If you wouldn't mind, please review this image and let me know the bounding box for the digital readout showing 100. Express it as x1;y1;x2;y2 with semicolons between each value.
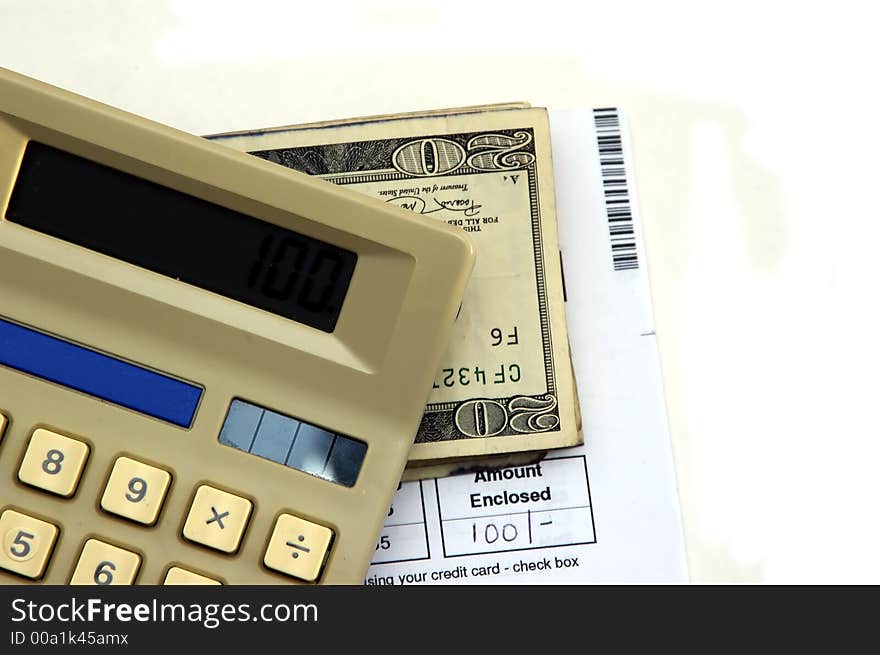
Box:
246;234;348;318
6;142;358;332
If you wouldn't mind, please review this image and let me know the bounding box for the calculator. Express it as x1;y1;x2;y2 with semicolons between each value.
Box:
0;68;474;584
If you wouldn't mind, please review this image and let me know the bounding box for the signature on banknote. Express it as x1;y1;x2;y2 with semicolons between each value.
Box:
387;195;483;218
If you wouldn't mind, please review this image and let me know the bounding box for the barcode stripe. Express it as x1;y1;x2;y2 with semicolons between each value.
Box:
593;108;639;271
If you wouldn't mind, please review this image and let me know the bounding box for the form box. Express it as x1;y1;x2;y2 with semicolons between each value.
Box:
435;456;595;557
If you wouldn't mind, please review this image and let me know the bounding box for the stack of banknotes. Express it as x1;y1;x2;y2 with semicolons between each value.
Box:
209;104;582;478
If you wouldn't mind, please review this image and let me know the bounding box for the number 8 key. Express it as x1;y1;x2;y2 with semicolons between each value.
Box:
18;429;90;498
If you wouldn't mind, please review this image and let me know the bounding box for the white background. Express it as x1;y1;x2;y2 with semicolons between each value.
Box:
0;0;872;582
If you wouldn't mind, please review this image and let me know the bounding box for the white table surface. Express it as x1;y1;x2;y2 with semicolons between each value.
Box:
1;0;872;582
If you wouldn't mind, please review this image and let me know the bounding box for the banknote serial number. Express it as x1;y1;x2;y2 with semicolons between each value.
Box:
433;363;522;389
432;327;522;388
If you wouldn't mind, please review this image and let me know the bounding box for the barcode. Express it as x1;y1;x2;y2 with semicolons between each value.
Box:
593;108;639;271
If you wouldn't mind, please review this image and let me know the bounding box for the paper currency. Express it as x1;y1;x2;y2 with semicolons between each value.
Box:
208;105;581;468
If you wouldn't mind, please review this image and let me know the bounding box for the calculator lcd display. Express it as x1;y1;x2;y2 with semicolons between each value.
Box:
5;142;357;332
219;399;366;487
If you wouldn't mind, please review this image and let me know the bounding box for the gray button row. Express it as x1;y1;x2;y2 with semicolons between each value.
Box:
218;399;366;487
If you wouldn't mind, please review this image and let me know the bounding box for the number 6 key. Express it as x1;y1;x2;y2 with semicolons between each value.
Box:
70;539;141;585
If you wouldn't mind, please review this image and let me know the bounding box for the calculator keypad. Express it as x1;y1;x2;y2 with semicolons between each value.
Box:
263;513;333;583
163;566;222;585
0;509;59;580
101;457;171;525
2;419;336;583
70;538;141;585
182;485;253;554
18;428;89;498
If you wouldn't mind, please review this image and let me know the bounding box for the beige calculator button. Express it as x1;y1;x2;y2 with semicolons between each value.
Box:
0;412;7;442
100;457;171;525
182;485;252;554
18;428;89;497
163;566;222;585
0;509;59;579
70;539;141;585
263;514;333;583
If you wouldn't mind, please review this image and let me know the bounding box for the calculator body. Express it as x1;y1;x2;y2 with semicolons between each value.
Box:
0;68;474;584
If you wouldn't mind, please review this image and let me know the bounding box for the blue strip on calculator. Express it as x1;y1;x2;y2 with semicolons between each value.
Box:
0;317;202;427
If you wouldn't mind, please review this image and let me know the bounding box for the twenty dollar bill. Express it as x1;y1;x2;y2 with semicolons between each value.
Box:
209;105;582;467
